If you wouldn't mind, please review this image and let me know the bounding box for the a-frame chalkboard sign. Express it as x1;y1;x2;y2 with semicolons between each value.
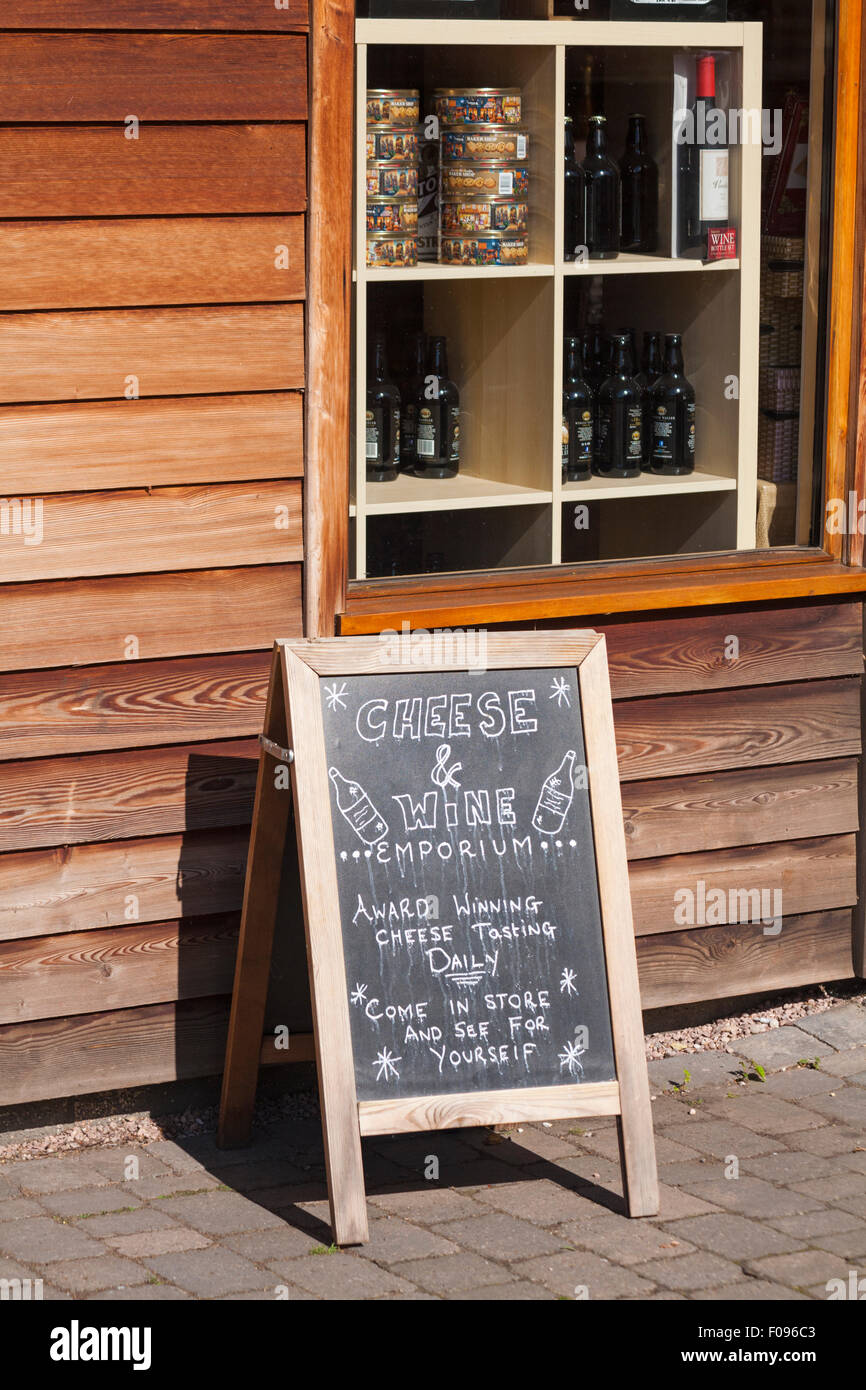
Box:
219;632;658;1245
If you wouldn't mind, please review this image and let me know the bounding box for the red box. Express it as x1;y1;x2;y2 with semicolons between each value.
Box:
707;227;737;261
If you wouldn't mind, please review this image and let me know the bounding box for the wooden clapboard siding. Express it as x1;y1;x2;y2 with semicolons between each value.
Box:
0;304;303;404
0;915;239;1024
0;740;259;855
0;652;270;760
0;482;302;583
605;603;863;698
629;835;858;937
0;566;302;673
622;759;861;860
0;218;305;312
636;911;855;1009
0;395;304;496
0;36;306;122
1;0;309;27
0;828;248;943
0;125;306;218
616;679;861;781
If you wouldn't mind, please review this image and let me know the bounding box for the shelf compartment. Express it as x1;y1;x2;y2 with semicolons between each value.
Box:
366;471;554;515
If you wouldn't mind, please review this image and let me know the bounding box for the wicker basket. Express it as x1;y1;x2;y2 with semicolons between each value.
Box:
761;234;805;299
760;364;801;413
758;408;799;483
759;294;803;366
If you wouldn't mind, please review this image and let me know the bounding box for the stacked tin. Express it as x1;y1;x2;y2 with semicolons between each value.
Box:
366;89;421;268
435;87;530;266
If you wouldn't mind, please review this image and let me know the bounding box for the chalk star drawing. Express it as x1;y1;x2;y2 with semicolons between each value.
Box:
560;967;578;998
549;676;572;709
558;1038;585;1078
373;1047;402;1082
324;681;348;712
350;983;368;1006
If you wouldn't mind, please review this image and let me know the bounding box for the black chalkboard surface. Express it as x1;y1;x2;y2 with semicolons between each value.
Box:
320;667;616;1102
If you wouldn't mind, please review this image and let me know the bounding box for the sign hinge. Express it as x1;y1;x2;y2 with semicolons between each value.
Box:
259;734;294;763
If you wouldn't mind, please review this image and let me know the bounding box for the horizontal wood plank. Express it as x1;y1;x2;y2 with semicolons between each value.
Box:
622;759;861;860
629;835;858;937
0;915;239;1024
605;603;863;698
0;0;309;27
0;35;306;122
0;566;302;673
0;651;271;761
0;828;248;943
0;125;305;217
616;679;862;782
0;394;303;494
0;738;259;853
0;218;304;311
636;910;855;1009
0;481;302;583
0;305;303;404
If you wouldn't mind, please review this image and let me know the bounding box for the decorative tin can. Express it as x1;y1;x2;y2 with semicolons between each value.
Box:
441;126;530;161
441;197;528;232
434;87;522;127
365;128;420;163
441;161;530;197
439;231;528;265
366;233;419;268
366;163;419;198
366;198;419;233
366;88;420;126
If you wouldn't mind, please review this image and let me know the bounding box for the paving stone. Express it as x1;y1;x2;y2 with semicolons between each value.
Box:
655;1183;722;1219
741;1151;835;1182
473;1177;613;1225
217;1287;316;1301
703;1093;828;1135
203;1159;308;1194
764;1068;842;1100
108;1228;211;1258
691;1280;809;1300
789;1172;866;1203
78;1208;182;1238
0;1256;44;1284
767;1208;863;1239
795;1126;862;1157
390;1251;509;1295
353;1217;459;1263
285;1252;417;1299
144;1141;210;1175
131;1174;221;1200
744;1248;853;1288
678;1176;823;1219
795;1004;866;1050
373;1132;482;1171
809;1227;866;1259
143;1247;276;1297
2;1157;111;1195
829;1194;866;1219
0;1217;106;1263
659;1119;780;1159
86;1152;174;1184
553;1156;624;1188
447;1280;551;1300
791;1089;866;1127
649;1052;743;1091
45;1255;150;1294
0;1198;43;1222
39;1187;143;1219
661;1212;803;1261
224;1226;320;1262
631;1250;744;1291
489;1128;579;1165
728;1027;835;1070
847;1072;866;1087
155;1190;287;1236
86;1284;192;1300
434;1212;565;1260
656;1158;728;1187
367;1187;484;1224
819;1046;866;1077
840;1151;866;1174
514;1249;655;1299
563;1212;695;1264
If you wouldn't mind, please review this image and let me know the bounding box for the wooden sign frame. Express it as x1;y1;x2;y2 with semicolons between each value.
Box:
220;632;658;1246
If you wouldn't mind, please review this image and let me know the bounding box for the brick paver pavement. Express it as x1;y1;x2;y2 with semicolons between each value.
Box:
0;1003;863;1300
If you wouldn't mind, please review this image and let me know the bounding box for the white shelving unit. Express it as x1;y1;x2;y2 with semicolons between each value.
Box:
353;17;762;579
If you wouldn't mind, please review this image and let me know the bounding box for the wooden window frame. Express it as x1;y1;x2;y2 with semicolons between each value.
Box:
305;0;866;636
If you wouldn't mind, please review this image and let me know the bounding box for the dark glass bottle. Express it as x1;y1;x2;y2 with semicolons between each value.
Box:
635;330;663;472
677;54;730;258
400;330;426;474
413;335;460;480
564;116;581;262
562;335;593;482
597;334;643;479
366;332;400;483
651;333;696;475
578;115;620;261
619;114;658;255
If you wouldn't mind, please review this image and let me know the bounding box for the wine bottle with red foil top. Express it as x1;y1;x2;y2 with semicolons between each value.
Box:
678;54;730;259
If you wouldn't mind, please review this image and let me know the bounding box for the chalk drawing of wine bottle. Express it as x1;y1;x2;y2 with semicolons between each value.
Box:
328;768;389;846
531;750;577;835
